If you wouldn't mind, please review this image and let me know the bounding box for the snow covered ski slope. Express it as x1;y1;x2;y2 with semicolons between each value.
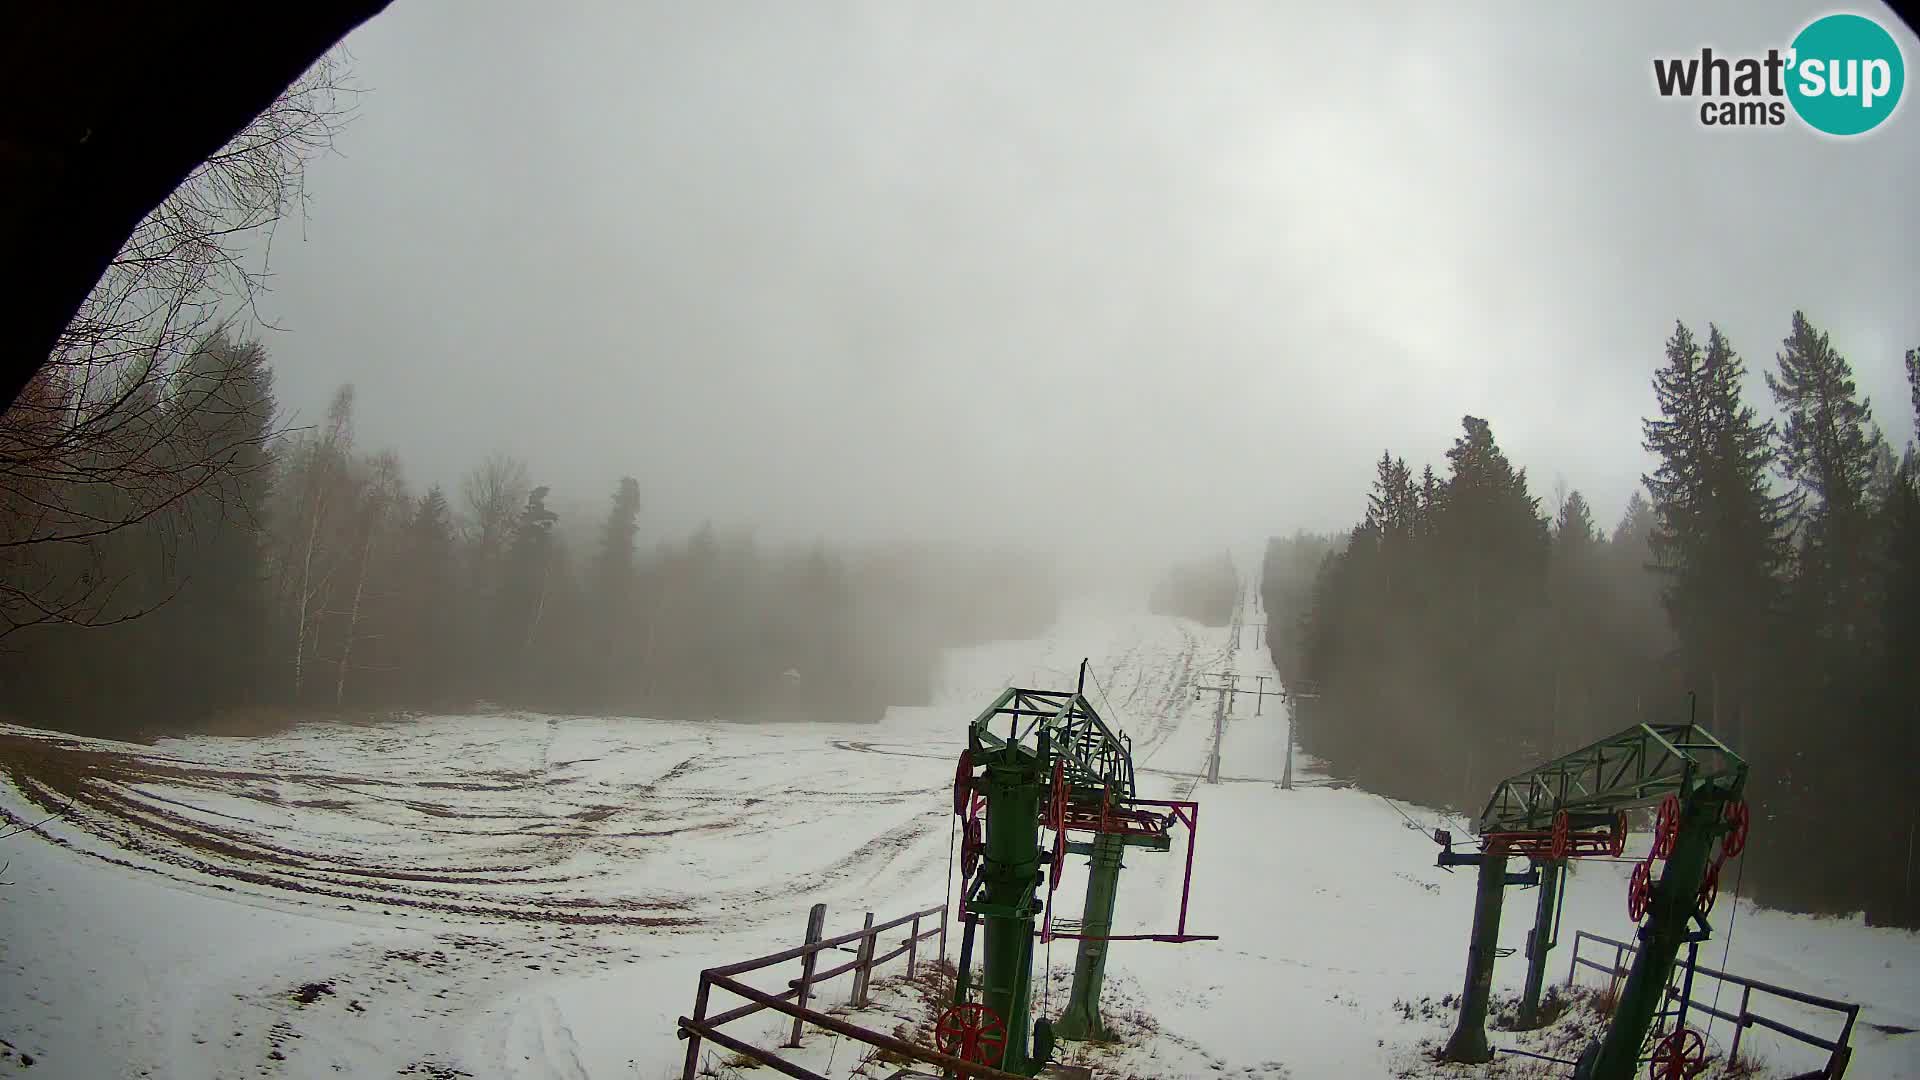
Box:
1;586;1916;1078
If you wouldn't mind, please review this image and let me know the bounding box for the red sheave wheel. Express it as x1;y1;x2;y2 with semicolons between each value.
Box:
1049;832;1066;892
1647;1026;1707;1080
1610;811;1629;858
1550;810;1571;861
1695;858;1720;918
961;818;983;878
1628;859;1654;923
935;1002;1008;1066
953;749;974;816
1652;793;1681;860
1722;799;1750;859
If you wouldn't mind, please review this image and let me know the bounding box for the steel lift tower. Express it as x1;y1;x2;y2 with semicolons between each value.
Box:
940;662;1215;1075
1431;714;1750;1080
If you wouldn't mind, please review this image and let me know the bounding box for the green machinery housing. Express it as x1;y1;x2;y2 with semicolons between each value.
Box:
938;664;1213;1075
1432;713;1750;1080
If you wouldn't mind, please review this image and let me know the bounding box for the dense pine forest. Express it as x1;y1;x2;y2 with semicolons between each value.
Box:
0;336;1061;736
1264;314;1920;927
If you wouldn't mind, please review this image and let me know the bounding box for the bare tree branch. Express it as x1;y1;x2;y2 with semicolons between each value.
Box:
0;52;358;636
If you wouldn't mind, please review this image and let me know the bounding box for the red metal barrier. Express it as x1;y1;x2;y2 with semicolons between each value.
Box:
677;901;1026;1080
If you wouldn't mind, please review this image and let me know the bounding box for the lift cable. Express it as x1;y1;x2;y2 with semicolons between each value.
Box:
1376;792;1464;846
1085;665;1124;737
1705;848;1751;1050
1377;792;1427;832
945;805;959;929
1043;921;1054;1012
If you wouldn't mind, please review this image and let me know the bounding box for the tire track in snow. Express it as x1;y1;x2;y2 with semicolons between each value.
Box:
1134;621;1203;769
0;730;711;927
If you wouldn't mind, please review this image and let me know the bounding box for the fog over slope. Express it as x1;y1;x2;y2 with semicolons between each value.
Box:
253;1;1917;562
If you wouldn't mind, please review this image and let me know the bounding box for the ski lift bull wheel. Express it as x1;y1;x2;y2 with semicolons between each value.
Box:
1647;1026;1707;1079
1550;809;1571;861
936;1001;1008;1066
1610;810;1629;858
953;748;974;816
1628;859;1654;923
967;810;983;880
1695;858;1720;918
1652;793;1681;859
1722;799;1750;859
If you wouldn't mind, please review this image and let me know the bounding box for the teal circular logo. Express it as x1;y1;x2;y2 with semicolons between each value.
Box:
1787;13;1905;135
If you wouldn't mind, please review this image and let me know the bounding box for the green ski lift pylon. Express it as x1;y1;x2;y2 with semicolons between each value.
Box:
1429;706;1748;1080
943;661;1216;1076
1053;827;1125;1039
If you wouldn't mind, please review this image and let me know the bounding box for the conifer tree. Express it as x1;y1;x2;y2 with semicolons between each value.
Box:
594;478;642;596
1545;490;1603;753
1277;322;1912;922
1592;487;1672;732
1767;311;1880;649
165;333;278;712
1434;416;1550;764
1881;452;1920;696
494;485;559;697
1642;322;1791;727
1612;489;1654;549
1905;347;1920;451
1416;465;1443;540
1861;356;1920;924
1436;418;1549;612
1555;490;1598;548
399;485;459;704
589;476;642;704
1258;531;1338;685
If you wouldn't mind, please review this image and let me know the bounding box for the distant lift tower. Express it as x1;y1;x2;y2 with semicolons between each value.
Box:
1278;683;1318;791
1193;673;1283;784
941;661;1217;1075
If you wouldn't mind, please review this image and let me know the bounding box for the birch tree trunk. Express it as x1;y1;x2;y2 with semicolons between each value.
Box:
293;481;329;700
333;522;375;707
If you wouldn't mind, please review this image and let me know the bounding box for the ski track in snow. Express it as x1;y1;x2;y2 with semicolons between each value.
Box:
1;570;1917;1079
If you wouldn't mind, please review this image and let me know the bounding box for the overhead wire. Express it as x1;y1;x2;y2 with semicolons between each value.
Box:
1705;846;1751;1050
1086;663;1123;729
1043;921;1054;1012
946;806;958;921
1377;792;1457;846
1378;792;1428;831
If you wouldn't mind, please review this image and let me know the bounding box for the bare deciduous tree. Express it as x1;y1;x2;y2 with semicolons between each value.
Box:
0;52;356;640
271;385;357;698
329;450;407;706
462;453;530;556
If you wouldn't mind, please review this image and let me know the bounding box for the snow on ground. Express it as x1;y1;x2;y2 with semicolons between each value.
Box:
1;579;1916;1079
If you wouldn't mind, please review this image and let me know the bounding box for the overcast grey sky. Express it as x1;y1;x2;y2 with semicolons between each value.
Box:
255;1;1920;565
